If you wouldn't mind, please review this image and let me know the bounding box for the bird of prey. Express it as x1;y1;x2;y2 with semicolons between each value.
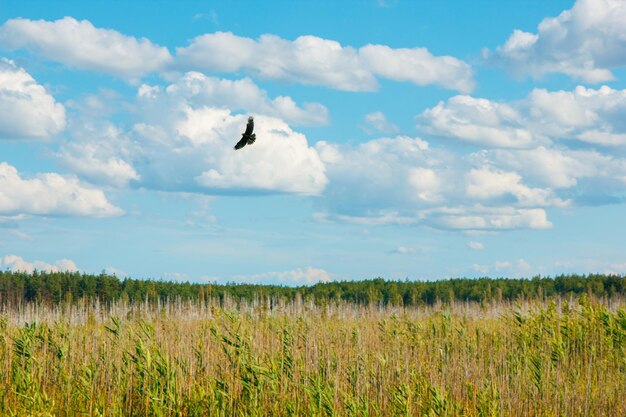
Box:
234;116;256;150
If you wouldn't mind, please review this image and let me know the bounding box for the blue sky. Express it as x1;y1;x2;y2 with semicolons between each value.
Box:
2;0;626;284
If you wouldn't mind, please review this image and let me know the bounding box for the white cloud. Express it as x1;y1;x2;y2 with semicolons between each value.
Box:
57;142;140;188
360;44;474;92
361;111;399;134
468;241;485;250
486;0;626;82
135;76;329;195
0;17;172;78
183;110;328;195
418;95;537;148
314;135;564;231
176;32;377;91
465;167;569;207
54;110;141;188
419;86;626;148
316;135;448;221
56;74;328;196
2;254;78;274
427;206;552;231
528;86;626;145
408;167;443;203
0;58;65;139
231;266;331;285
0;162;123;217
146;71;328;126
176;32;474;92
473;147;626;205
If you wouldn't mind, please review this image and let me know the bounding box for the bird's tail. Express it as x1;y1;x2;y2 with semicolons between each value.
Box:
247;133;256;145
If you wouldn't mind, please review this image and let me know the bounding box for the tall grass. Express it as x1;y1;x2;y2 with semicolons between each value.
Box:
0;295;624;416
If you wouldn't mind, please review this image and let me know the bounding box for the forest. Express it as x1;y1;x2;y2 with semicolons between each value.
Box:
0;270;623;306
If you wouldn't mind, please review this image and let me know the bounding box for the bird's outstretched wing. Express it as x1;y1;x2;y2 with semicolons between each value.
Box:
234;136;248;150
234;116;256;150
244;116;254;136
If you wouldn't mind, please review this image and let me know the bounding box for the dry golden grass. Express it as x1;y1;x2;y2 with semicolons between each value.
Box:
0;295;624;416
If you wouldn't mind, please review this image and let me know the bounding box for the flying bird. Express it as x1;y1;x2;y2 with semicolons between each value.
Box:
234;116;256;150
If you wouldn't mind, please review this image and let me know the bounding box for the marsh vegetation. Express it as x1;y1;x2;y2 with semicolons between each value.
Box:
1;293;624;416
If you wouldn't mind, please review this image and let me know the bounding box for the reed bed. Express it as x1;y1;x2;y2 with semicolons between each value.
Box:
0;295;624;416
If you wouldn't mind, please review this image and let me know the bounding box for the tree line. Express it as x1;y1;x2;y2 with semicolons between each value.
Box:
0;270;624;307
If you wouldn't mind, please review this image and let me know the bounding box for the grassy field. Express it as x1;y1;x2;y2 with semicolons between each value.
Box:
0;295;624;416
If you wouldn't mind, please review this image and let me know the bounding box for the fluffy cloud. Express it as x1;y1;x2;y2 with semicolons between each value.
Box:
361;111;399;134
0;19;474;90
144;71;328;126
0;162;123;217
314;135;560;231
0;17;172;78
56;121;140;188
316;136;444;213
465;167;569;207
177;32;376;91
231;266;331;285
189;110;327;194
486;0;626;82
418;95;537;148
0;58;65;139
418;86;626;148
60;76;328;196
57;143;140;188
359;44;475;92
528;86;626;145
472;147;626;204
1;255;78;274
176;32;474;92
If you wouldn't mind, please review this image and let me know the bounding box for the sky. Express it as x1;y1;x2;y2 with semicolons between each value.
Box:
1;0;626;285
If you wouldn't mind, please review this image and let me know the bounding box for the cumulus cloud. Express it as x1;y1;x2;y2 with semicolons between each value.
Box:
179;109;327;195
146;71;328;126
60;76;328;196
485;0;626;82
176;32;377;91
1;254;78;274
0;17;172;78
417;95;537;148
316;135;445;214
0;58;65;139
528;86;626;145
465;167;569;207
176;32;474;92
359;44;475;92
361;111;399;134
418;86;626;148
55;119;141;188
472;147;626;205
314;135;562;231
0;162;123;217
231;266;331;285
58;144;140;188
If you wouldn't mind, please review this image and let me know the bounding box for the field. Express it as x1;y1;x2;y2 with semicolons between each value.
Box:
1;295;625;416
